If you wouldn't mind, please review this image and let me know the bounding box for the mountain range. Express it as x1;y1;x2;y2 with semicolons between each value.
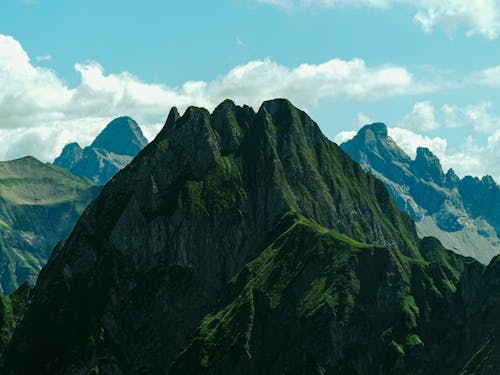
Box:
341;123;500;264
0;116;148;294
54;116;148;185
3;99;500;374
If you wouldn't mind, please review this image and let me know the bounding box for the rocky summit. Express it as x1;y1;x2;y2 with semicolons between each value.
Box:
341;123;500;264
3;100;500;374
54;116;148;185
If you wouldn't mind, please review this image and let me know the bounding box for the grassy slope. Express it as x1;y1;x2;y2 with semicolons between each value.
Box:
0;157;97;293
171;213;466;374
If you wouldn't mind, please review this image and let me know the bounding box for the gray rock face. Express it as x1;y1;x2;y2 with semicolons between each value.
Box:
5;99;419;374
54;117;148;185
341;123;500;263
90;117;148;156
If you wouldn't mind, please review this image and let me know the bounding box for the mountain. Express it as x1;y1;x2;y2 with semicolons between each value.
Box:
341;123;500;264
54;116;148;184
0;156;99;294
4;100;500;374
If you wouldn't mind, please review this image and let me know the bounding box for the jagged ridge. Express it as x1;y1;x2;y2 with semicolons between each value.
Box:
5;99;419;374
341;123;500;263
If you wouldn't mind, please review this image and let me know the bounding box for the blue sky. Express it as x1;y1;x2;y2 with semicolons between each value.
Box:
1;0;500;179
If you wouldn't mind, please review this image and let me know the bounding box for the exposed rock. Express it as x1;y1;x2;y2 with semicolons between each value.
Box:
54;116;148;184
341;123;500;264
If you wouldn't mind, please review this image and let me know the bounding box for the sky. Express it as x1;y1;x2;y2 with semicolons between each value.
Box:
1;0;500;180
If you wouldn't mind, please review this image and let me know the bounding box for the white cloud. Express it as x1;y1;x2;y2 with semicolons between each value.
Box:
334;130;358;145
398;101;440;132
395;100;500;134
354;112;375;127
256;0;500;39
471;65;500;86
388;127;447;159
441;102;500;134
0;33;434;162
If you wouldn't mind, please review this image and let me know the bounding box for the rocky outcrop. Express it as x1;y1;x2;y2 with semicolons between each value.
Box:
341;123;500;263
54;116;148;184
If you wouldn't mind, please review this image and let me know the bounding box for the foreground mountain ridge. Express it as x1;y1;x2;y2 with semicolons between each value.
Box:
0;156;99;294
341;123;500;263
54;116;148;184
3;100;500;374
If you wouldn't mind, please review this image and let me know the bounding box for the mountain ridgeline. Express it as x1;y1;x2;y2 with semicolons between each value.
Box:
0;157;99;294
3;100;500;374
54;116;148;185
341;123;500;264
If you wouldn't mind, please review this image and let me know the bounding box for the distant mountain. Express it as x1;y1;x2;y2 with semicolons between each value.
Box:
5;100;500;374
341;123;500;263
0;156;99;294
54;116;148;184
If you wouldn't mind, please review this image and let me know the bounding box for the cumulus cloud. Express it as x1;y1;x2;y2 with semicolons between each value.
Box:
0;33;434;162
395;100;500;135
441;102;500;134
388;127;447;158
256;0;500;39
471;65;500;86
354;112;375;127
398;101;439;132
334;130;358;145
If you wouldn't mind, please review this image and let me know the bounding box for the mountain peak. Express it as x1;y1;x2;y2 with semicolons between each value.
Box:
412;147;444;184
90;116;148;156
359;122;388;139
54;117;148;184
259;98;294;115
445;168;460;187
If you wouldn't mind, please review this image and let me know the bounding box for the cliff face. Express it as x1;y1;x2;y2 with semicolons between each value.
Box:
4;100;500;374
54;116;148;185
0;156;99;294
341;123;500;264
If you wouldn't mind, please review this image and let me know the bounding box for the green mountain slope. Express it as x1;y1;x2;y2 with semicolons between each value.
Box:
172;213;473;374
0;156;99;293
3;100;500;374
